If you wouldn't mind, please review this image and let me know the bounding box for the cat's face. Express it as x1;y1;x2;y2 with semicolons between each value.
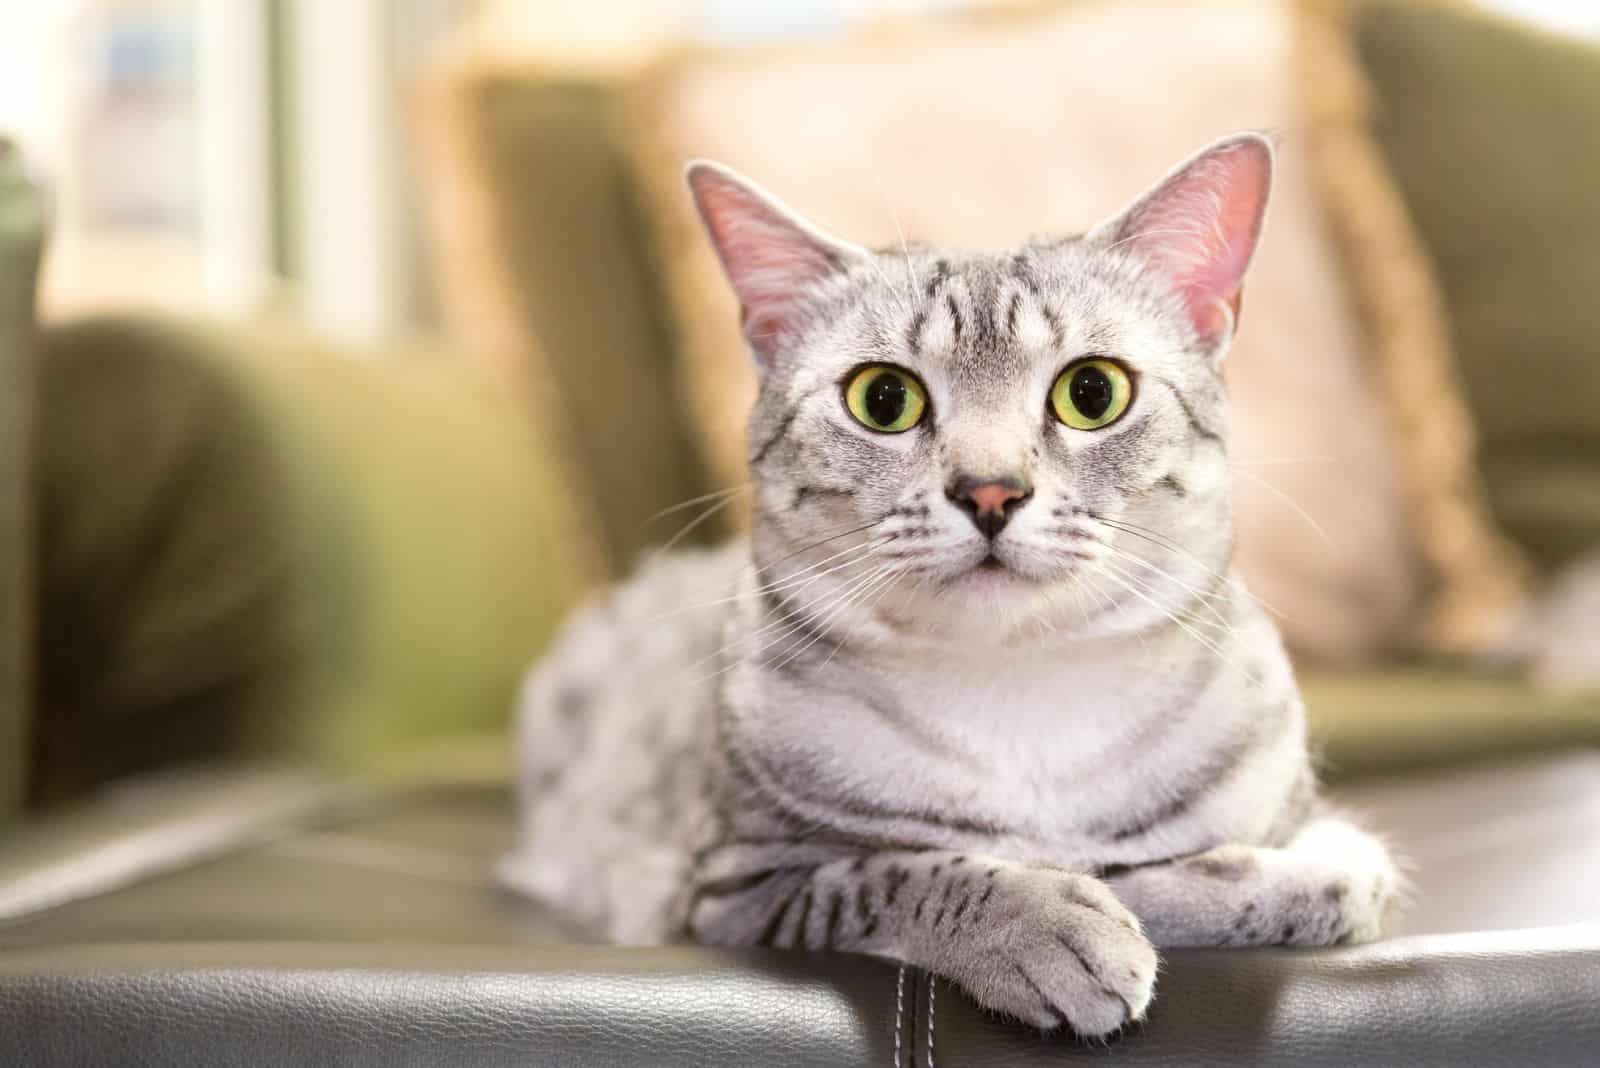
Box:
690;135;1272;644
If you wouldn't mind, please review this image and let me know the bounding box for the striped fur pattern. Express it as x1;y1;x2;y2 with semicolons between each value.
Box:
500;134;1401;1036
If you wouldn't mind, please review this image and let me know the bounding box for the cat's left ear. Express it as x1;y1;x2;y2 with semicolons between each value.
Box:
686;160;870;373
1088;132;1274;360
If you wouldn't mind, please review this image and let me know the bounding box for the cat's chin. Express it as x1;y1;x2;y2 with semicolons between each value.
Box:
942;556;1033;598
919;562;1071;641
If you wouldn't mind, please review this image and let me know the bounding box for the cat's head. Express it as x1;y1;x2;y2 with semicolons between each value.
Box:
688;134;1272;644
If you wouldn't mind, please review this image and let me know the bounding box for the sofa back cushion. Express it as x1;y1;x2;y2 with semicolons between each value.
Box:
415;67;712;575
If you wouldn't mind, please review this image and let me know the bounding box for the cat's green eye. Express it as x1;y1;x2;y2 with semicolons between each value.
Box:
844;365;927;434
1051;358;1133;430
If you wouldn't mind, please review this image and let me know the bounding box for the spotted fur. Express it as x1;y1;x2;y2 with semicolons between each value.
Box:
500;133;1401;1036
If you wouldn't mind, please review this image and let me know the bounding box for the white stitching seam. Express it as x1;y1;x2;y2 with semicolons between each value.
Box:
893;965;906;1068
926;974;936;1068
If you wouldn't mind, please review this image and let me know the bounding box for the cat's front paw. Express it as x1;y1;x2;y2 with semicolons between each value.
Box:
1319;855;1400;946
1277;822;1403;946
1109;827;1405;949
959;869;1157;1037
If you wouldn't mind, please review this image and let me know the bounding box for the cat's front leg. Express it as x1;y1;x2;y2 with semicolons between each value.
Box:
1103;816;1402;948
690;845;1158;1035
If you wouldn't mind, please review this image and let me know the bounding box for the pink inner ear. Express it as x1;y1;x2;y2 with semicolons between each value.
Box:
1115;138;1273;346
688;166;847;360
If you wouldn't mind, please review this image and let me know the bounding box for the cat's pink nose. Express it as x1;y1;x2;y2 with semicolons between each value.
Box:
946;475;1032;538
969;483;1023;516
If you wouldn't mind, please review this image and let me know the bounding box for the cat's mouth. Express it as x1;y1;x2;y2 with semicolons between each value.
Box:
940;551;1032;597
940;548;1032;592
959;551;1022;583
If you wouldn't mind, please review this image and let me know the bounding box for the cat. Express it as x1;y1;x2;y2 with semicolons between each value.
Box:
500;132;1402;1037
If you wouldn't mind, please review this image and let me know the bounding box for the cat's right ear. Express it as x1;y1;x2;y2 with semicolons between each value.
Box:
1086;132;1274;361
686;161;869;372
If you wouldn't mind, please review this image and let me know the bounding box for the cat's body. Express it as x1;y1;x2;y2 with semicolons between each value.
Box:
501;134;1401;1035
507;537;1312;932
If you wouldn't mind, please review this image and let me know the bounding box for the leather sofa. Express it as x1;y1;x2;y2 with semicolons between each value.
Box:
3;752;1599;1065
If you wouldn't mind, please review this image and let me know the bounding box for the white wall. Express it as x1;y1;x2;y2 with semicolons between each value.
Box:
1480;0;1600;35
197;0;275;316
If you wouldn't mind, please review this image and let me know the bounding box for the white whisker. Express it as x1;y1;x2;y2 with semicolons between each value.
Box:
658;491;741;554
744;564;885;653
1080;566;1152;657
866;175;920;310
1095;561;1233;663
889;206;920;302
1233;469;1336;551
1093;558;1260;685
1100;542;1233;633
820;566;906;670
645;484;750;525
678;545;892;684
1086;512;1288;622
653;536;890;622
765;564;900;674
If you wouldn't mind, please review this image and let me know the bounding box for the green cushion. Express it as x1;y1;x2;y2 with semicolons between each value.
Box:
1303;666;1600;781
1355;3;1600;573
29;316;594;804
0;142;44;825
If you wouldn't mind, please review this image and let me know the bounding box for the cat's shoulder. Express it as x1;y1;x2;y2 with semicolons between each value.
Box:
616;538;751;615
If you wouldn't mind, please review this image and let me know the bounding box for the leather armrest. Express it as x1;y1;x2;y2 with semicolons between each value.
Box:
0;942;899;1068
5;755;1600;1065
3;931;1598;1067
939;925;1600;1066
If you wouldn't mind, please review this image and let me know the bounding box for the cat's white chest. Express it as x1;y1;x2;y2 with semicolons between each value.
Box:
899;642;1144;775
737;626;1241;859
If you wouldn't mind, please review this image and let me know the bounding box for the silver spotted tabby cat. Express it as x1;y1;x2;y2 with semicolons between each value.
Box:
501;132;1402;1036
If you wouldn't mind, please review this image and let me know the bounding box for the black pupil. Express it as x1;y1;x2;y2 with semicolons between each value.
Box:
1070;365;1114;421
864;372;908;427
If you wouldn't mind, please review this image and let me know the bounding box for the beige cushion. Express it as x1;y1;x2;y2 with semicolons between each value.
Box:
625;0;1435;660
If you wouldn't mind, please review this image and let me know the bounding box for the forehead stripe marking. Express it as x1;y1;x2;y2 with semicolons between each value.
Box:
906;308;928;355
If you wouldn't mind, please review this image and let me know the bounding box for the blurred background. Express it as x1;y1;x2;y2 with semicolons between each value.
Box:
3;0;1599;826
2;0;1010;334
1;0;1589;333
